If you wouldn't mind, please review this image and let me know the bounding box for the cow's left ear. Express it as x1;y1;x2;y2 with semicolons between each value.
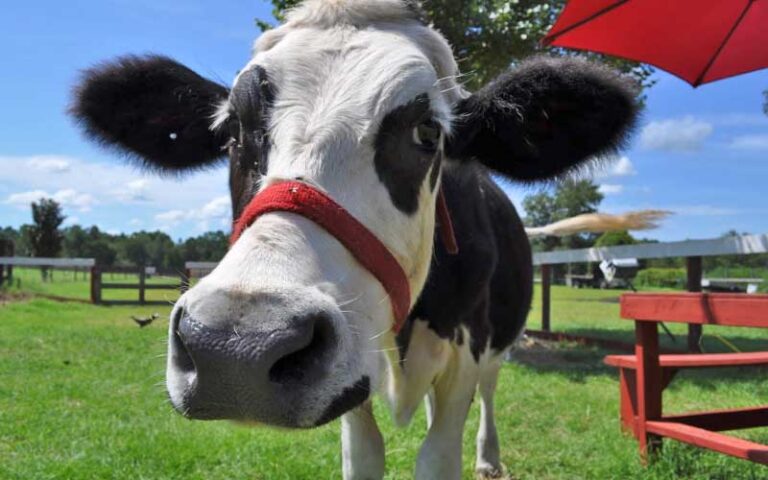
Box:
445;56;640;181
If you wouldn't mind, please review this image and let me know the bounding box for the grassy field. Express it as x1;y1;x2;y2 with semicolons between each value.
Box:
1;283;767;479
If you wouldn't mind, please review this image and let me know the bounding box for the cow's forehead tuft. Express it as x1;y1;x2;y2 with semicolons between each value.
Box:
284;0;422;29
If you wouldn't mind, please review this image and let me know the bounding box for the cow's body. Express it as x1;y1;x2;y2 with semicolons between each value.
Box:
71;1;639;478
385;163;531;477
410;164;531;359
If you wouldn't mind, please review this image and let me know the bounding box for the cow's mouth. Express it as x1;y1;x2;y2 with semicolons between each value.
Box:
314;375;371;426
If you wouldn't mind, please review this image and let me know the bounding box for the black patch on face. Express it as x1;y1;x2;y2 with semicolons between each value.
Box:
374;94;441;215
314;376;370;426
227;66;276;220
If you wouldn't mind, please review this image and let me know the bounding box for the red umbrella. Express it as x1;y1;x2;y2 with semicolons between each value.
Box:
543;0;768;87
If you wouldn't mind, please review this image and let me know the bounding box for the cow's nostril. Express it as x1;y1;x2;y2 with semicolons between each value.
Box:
171;309;196;375
269;313;336;384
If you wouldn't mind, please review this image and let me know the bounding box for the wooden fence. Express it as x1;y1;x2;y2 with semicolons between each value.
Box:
0;257;185;306
5;234;767;330
91;266;186;306
532;234;768;351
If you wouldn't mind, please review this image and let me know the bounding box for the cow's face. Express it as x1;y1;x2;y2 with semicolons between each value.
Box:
72;0;637;428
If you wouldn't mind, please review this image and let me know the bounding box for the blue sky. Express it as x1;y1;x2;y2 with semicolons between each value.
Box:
1;0;767;242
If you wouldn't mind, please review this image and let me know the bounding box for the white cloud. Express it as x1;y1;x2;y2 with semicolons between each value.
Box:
27;155;72;173
599;184;624;195
129;218;143;227
640;116;713;152
52;189;96;212
730;134;768;150
5;190;49;206
594;155;636;179
114;178;152;202
154;196;232;232
609;156;636;176
155;210;187;226
193;196;230;220
0;154;229;235
5;188;95;212
64;216;80;226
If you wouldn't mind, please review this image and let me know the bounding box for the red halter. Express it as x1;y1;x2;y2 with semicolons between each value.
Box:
230;181;457;333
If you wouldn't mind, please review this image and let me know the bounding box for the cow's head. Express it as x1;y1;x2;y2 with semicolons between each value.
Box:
72;0;638;428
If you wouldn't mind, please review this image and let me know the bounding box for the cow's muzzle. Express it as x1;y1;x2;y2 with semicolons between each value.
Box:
166;295;358;427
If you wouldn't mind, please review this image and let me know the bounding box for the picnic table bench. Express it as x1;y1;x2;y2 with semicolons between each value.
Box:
604;293;768;465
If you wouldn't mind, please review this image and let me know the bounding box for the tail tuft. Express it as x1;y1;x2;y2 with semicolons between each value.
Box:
525;210;671;238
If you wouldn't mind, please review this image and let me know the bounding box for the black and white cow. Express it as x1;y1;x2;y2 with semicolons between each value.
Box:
71;1;639;478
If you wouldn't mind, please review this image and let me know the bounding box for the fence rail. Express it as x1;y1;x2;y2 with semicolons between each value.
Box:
532;234;768;266
0;257;95;267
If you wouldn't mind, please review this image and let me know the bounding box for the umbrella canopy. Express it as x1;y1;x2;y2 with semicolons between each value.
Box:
543;0;767;86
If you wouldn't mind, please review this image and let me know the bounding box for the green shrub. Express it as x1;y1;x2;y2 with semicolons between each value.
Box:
635;267;686;288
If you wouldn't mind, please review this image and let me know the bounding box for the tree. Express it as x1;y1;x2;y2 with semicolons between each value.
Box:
553;178;603;220
594;230;637;247
181;231;229;263
63;225;88;257
256;0;654;91
522;191;557;229
523;178;603;250
122;236;150;267
25;198;65;280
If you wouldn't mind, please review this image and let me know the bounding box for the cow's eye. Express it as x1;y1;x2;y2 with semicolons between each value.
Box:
412;120;441;151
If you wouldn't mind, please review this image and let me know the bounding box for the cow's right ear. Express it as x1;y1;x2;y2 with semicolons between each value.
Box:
71;55;230;173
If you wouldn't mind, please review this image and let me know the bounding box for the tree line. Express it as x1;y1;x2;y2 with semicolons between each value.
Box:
1;199;228;271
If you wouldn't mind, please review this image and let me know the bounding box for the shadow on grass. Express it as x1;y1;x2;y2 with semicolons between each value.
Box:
560;327;768;354
510;331;768;388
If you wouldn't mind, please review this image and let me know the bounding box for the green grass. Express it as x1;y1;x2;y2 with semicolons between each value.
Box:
1;286;767;479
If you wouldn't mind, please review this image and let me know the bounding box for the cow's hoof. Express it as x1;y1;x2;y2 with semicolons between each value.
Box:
475;464;508;479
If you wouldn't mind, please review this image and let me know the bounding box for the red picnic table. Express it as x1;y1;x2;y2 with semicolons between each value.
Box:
604;293;768;464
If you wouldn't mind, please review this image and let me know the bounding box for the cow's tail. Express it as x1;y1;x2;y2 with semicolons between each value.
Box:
525;210;670;238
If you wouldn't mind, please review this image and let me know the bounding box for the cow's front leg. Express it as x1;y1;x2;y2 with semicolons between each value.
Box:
475;359;504;478
341;400;385;480
415;347;478;480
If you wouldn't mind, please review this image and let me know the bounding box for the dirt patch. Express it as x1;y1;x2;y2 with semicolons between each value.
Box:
0;290;33;306
508;335;604;370
569;296;621;304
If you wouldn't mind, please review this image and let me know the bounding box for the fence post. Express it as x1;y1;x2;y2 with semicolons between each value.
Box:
90;267;102;304
686;256;703;352
139;266;146;304
180;268;191;293
541;264;552;332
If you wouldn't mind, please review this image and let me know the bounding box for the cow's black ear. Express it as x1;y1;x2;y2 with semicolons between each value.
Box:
71;55;230;172
445;56;640;181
